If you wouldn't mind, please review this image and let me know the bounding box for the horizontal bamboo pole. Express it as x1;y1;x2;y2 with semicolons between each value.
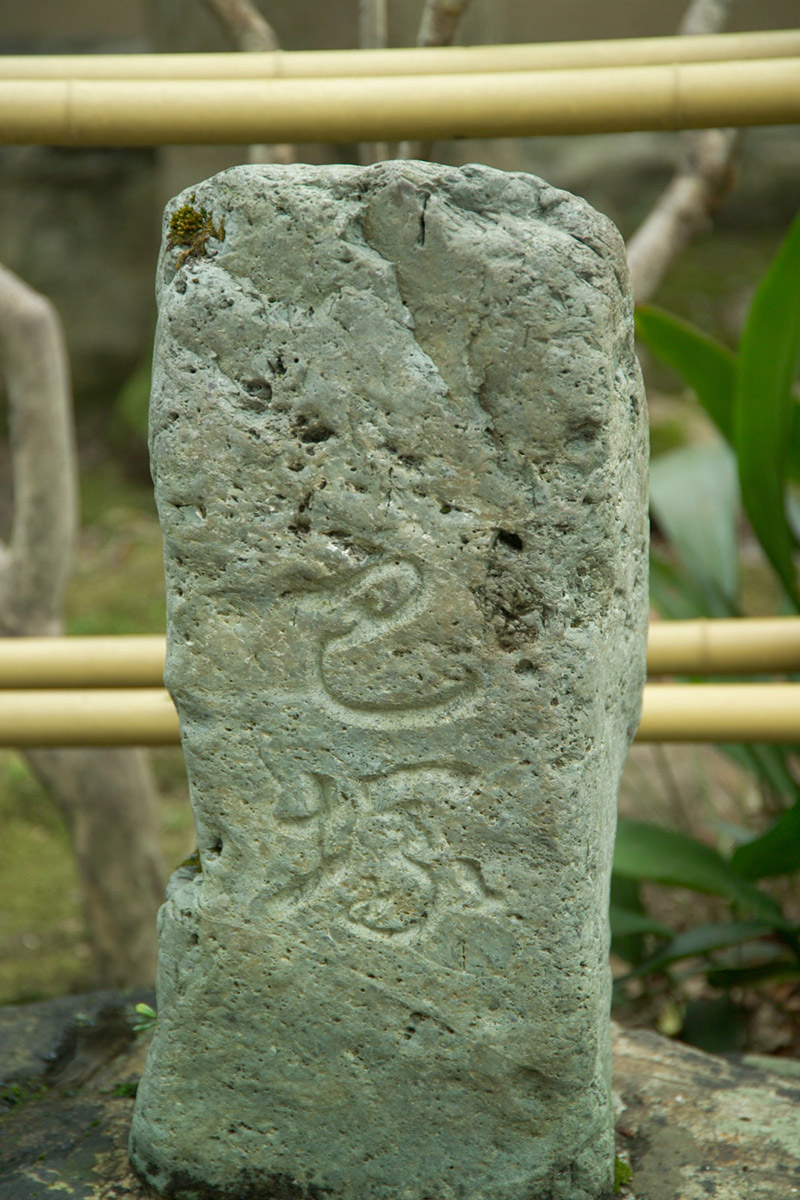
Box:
3;619;800;688
3;30;799;81
0;635;166;688
0;688;180;746
637;684;800;744
0;683;798;745
646;618;800;676
1;58;798;145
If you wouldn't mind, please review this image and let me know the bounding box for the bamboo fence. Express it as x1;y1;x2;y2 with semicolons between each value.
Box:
0;682;797;746
0;57;798;144
3;620;800;688
2;621;800;744
0;33;797;744
2;30;798;80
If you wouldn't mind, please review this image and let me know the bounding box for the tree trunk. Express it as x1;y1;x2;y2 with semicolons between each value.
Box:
0;263;165;989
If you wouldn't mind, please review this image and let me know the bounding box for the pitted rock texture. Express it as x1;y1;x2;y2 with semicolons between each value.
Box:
129;162;648;1200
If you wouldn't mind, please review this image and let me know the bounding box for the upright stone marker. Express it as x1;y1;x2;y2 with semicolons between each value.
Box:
130;162;648;1200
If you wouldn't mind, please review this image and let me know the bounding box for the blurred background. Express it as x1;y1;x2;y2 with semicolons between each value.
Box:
1;0;799;1058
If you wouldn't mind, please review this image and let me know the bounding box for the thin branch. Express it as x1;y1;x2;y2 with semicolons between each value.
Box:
201;0;279;52
627;0;738;303
627;129;740;303
200;0;293;164
416;0;473;48
0;263;76;636
359;0;390;164
400;0;473;161
678;0;733;36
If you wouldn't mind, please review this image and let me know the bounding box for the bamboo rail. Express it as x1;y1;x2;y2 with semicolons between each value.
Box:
0;689;179;747
647;618;800;676
2;30;798;81
1;58;798;145
2;619;800;688
0;683;797;745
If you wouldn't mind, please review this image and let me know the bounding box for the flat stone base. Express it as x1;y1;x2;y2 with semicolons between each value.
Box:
2;992;799;1200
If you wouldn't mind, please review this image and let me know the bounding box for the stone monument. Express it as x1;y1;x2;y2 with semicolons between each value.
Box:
129;162;648;1200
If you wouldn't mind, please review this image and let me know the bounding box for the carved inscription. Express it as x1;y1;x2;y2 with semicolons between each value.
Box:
256;557;481;729
255;762;500;938
252;554;495;936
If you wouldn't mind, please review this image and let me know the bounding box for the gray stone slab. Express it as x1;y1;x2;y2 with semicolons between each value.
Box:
129;161;648;1200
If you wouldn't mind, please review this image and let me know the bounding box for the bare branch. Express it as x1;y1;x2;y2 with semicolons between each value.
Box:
0;263;76;636
627;129;739;303
679;0;733;36
359;0;390;164
626;0;738;302
416;0;473;48
200;0;293;164
400;0;473;161
201;0;279;52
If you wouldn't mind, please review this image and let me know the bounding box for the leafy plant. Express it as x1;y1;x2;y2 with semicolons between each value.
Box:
131;1002;158;1036
637;206;800;610
613;1156;634;1195
614;213;800;1038
612;819;800;995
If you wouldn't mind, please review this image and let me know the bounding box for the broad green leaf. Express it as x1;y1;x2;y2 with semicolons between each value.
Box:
649;442;739;611
648;552;719;620
732;801;800;880
706;961;800;989
622;921;776;980
609;873;650;966
636;305;736;441
679;995;746;1053
721;742;800;799
609;905;671;939
735;210;800;609
613;818;791;927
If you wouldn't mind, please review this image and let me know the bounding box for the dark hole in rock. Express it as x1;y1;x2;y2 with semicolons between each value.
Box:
293;414;335;444
496;529;524;551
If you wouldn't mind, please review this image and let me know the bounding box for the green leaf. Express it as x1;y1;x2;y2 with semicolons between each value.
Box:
609;904;672;939
614;1156;634;1194
735;210;800;609
706;961;800;989
636;305;736;441
613;819;792;927
623;921;776;979
649;552;719;620
609;874;651;966
721;742;800;799
732;801;800;880
649;442;740;612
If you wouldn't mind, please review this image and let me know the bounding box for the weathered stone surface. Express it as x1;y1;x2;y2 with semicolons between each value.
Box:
130;161;648;1200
